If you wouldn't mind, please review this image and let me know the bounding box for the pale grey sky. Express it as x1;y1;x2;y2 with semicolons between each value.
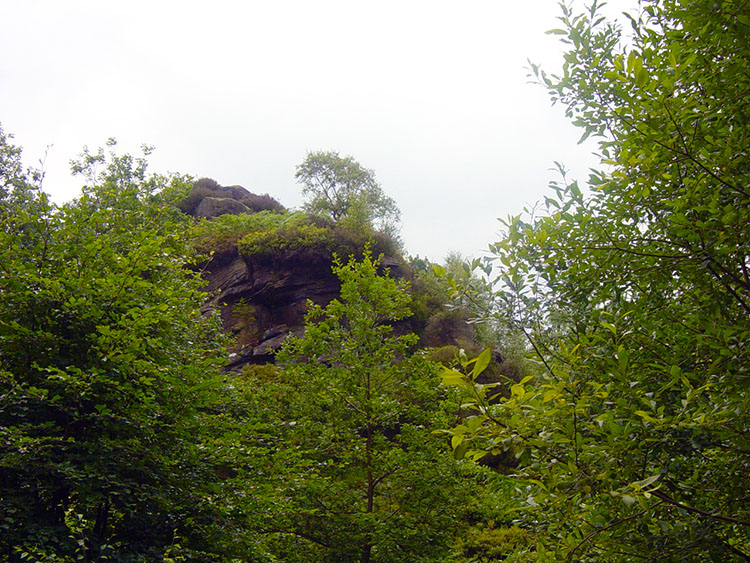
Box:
1;0;636;261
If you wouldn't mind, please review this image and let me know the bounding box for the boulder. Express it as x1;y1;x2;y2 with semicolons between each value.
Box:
181;178;285;216
194;196;250;218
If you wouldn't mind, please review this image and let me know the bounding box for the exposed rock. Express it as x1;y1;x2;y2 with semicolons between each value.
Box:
181;178;284;217
194;196;250;218
262;324;289;341
419;310;475;349
200;245;495;372
187;182;485;371
213;184;255;201
253;332;291;362
202;253;249;299
202;250;342;370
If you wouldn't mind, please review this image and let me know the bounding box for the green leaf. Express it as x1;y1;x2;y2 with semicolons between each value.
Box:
631;474;661;491
451;434;464;450
453;440;469;460
441;370;467;387
472;348;492;379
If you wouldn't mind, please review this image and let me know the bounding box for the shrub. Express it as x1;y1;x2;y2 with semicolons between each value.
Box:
240;363;282;384
238;221;332;259
407;263;453;327
191;210;302;255
452;525;534;562
177;177;221;214
231;298;257;331
200;208;402;263
243;192;284;213
329;223;401;260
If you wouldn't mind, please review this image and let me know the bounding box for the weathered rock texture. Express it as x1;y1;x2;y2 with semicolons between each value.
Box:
180;177;284;218
186;178;480;371
201;249;481;370
202;246;344;369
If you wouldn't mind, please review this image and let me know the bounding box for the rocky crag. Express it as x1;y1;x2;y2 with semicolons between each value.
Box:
182;179;479;371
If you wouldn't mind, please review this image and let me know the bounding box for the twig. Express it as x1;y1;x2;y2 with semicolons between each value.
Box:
651;490;750;527
567;502;665;561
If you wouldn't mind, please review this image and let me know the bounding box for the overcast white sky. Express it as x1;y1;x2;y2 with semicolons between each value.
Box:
1;0;635;262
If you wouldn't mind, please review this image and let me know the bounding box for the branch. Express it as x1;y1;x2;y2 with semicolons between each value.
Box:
567;502;664;560
612;107;748;198
520;325;558;382
651;490;750;527
704;261;750;315
582;243;691;261
723;541;750;562
261;527;333;549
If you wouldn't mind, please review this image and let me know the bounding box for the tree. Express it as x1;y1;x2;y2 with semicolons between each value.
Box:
245;251;473;562
0;125;27;199
0;135;248;560
295;150;401;236
443;1;750;560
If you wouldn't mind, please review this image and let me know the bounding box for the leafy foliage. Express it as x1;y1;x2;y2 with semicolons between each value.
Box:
230;210;400;263
239;252;477;562
451;524;534;563
192;209;305;255
0;136;246;561
295;150;401;237
237;214;333;258
443;1;750;560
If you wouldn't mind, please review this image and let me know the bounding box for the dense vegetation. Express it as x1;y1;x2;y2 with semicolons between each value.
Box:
244;252;481;561
0;139;248;560
1;0;747;561
443;0;750;560
295;150;401;241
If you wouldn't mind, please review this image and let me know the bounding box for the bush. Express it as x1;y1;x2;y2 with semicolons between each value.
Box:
235;212;401;262
192;210;302;255
420;309;474;349
240;363;282;384
238;221;332;259
243;192;284;213
452;525;534;562
407;264;453;328
329;223;401;260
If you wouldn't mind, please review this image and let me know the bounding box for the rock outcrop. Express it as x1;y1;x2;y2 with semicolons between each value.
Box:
180;177;284;218
203;246;343;370
185;177;482;371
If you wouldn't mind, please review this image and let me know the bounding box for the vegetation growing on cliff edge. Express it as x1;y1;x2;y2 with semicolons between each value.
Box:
295;150;401;240
191;208;307;255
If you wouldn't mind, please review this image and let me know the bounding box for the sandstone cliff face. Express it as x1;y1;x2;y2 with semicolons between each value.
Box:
184;179;478;371
201;249;478;370
182;180;342;369
202;246;342;369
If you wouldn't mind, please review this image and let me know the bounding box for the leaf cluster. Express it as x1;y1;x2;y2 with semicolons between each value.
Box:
446;1;750;560
0;135;251;561
295;150;401;239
